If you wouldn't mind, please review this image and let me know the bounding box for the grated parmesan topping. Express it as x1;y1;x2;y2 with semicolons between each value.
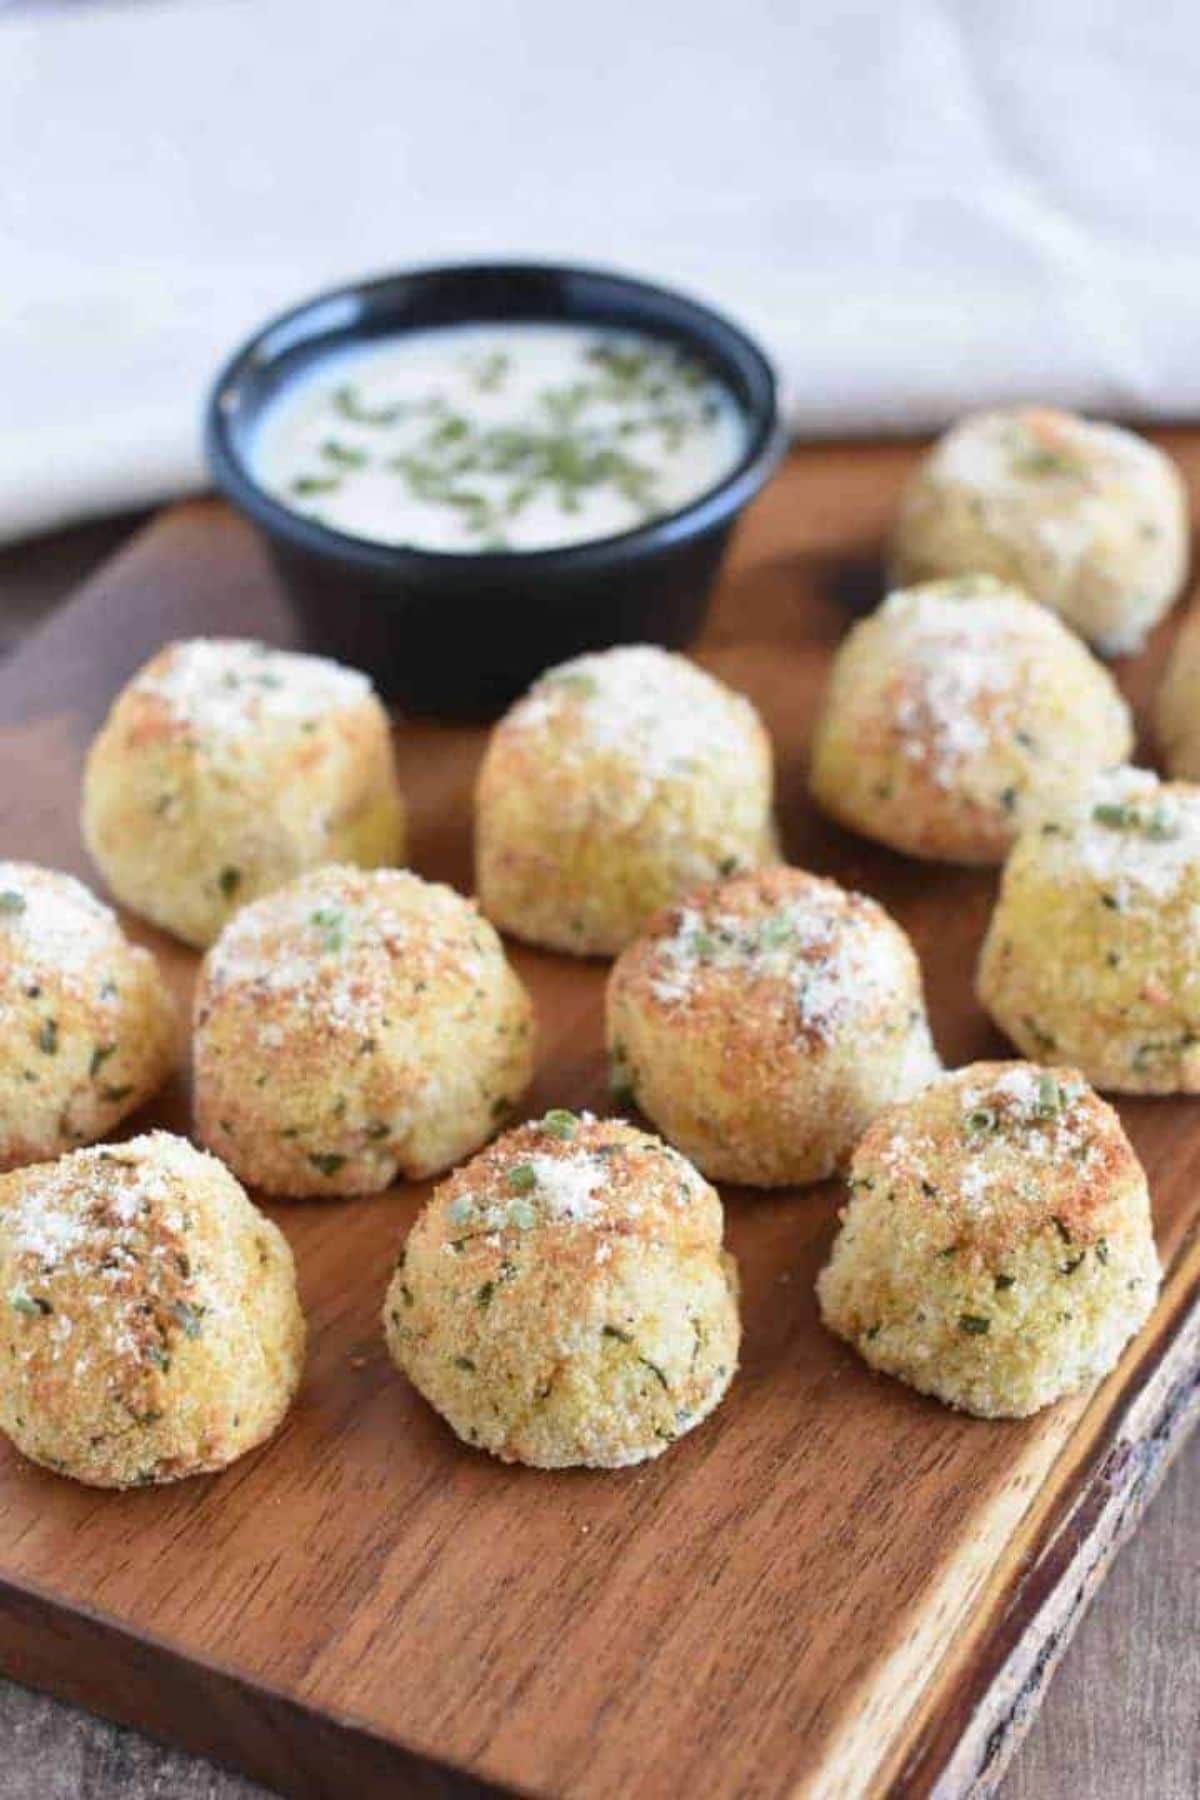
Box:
506;644;758;783
522;1153;607;1221
3;1132;212;1269
879;581;1038;788
646;885;907;1035
203;869;488;1039
866;1064;1106;1239
931;408;1166;501
445;1150;608;1233
0;864;129;1019
0;1133;237;1379
443;1129;700;1241
130;638;371;739
947;1066;1095;1215
1048;767;1200;906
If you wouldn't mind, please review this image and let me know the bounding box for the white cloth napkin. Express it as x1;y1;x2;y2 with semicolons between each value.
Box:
3;0;1200;543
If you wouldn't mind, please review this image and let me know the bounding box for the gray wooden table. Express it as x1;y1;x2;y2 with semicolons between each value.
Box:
0;515;1197;1798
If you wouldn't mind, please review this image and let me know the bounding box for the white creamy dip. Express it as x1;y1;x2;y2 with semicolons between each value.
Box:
250;322;746;553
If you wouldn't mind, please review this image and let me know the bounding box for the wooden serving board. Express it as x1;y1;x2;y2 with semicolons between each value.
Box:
1;441;1199;1800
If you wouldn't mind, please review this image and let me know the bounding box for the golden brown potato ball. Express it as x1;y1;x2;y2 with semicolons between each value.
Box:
891;407;1188;654
606;866;939;1186
476;644;778;955
0;863;176;1172
82;637;406;948
0;1132;305;1486
977;768;1200;1092
817;1062;1159;1418
194;866;534;1195
809;576;1133;865
385;1111;739;1467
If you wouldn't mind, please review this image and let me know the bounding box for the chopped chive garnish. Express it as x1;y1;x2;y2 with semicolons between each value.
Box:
309;1152;346;1177
541;1109;578;1141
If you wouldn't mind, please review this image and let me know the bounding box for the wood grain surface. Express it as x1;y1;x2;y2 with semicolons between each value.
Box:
0;443;1198;1800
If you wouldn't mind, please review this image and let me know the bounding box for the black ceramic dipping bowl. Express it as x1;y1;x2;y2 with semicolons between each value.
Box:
206;261;784;718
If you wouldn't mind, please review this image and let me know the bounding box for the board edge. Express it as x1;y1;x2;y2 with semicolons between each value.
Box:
891;1242;1200;1799
0;1569;527;1800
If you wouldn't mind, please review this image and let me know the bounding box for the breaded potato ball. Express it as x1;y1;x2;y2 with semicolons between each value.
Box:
809;576;1133;865
1155;604;1200;780
0;1132;305;1486
82;638;406;948
475;644;777;956
978;768;1200;1093
817;1062;1159;1418
0;864;176;1172
385;1111;739;1467
194;866;534;1195
606;867;939;1186
891;407;1188;655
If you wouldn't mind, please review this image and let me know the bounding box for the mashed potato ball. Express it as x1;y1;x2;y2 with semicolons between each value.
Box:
891;407;1188;655
817;1062;1159;1418
1156;605;1200;780
606;867;939;1186
194;866;534;1195
978;768;1200;1093
385;1111;739;1467
475;644;777;956
82;638;406;948
0;863;176;1172
809;577;1133;865
0;1132;305;1486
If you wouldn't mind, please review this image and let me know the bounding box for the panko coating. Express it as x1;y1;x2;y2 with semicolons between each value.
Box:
817;1062;1159;1418
809;576;1133;865
0;1132;305;1486
82;638;406;948
891;407;1188;655
606;867;939;1186
194;866;534;1196
385;1111;739;1467
475;644;778;956
1156;604;1200;780
978;768;1200;1093
0;863;176;1172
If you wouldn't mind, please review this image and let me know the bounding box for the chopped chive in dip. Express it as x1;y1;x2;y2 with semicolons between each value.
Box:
506;1163;537;1195
0;890;26;916
253;322;745;553
333;384;404;426
320;439;368;470
289;475;341;497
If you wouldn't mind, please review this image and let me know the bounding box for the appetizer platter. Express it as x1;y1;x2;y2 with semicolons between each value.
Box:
0;422;1198;1798
2;251;1200;1797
